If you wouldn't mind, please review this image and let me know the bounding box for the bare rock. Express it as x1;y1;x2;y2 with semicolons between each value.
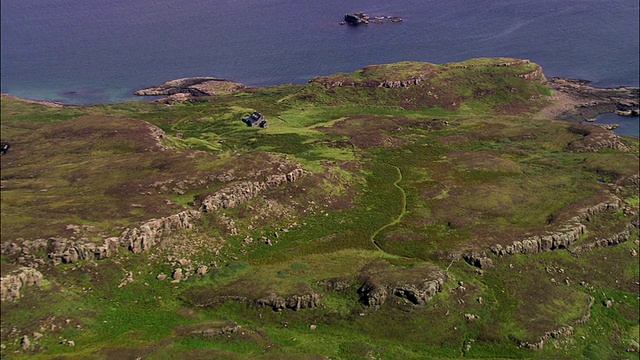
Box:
464;313;479;321
200;168;305;213
172;268;183;281
463;252;494;269
120;210;201;254
358;262;447;307
1;267;43;302
21;335;31;350
196;266;208;276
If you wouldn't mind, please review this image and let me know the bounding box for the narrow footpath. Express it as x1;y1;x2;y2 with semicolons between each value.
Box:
370;164;408;255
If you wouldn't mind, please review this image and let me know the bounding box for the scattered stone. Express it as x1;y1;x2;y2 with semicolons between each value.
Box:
178;258;190;267
196;266;208;276
603;299;613;308
117;271;134;288
309;324;317;330
20;335;30;350
156;273;167;281
464;313;479;322
33;332;43;340
172;268;183;281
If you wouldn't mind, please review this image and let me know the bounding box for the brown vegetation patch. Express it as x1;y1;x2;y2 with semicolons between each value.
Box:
317;115;435;149
447;151;523;173
97;338;173;360
317;115;401;149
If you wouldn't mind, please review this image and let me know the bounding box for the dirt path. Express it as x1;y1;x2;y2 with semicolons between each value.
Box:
370;164;408;255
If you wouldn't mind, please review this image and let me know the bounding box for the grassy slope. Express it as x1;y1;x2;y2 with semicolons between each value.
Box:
1;58;638;359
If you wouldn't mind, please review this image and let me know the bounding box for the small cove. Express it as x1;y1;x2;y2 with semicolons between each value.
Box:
582;113;639;138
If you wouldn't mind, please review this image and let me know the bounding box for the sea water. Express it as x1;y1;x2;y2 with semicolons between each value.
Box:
1;0;638;106
590;113;640;137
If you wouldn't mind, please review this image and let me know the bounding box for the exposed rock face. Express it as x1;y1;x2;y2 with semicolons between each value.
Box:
1;267;43;302
47;237;119;265
358;282;388;307
195;324;241;338
4;165;306;262
255;292;320;311
134;77;244;97
463;252;494;269
344;12;370;25
569;223;636;255
120;210;201;254
490;196;624;258
200;168;304;212
342;12;403;25
358;264;447;307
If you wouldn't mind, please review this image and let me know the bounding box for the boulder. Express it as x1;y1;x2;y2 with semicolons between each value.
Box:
1;267;43;302
172;268;183;281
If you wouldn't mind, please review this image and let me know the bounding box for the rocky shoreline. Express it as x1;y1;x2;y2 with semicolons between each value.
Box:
544;77;639;122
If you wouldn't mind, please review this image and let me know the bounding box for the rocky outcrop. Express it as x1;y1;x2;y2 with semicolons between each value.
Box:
134;77;244;97
463;252;494;269
194;324;242;338
519;325;574;350
120;210;201;254
358;265;447;307
569;223;636;255
200;168;304;212
4;165;306;263
490;196;625;258
342;13;402;26
490;223;587;257
358;282;388;307
567;123;629;152
47;237;119;265
378;75;426;89
256;292;321;311
1;267;43;302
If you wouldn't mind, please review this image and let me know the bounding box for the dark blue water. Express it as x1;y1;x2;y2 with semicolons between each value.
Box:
589;113;640;137
2;0;639;104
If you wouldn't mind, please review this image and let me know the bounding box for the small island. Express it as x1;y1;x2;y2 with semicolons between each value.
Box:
341;12;403;25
